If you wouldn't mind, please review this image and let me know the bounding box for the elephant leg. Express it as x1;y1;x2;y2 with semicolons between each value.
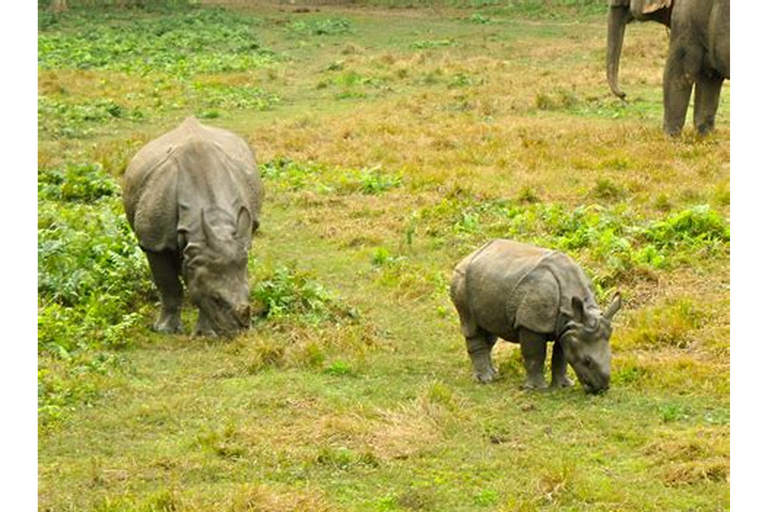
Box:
145;250;184;334
551;340;574;389
663;46;697;136
466;332;497;384
693;73;724;136
519;328;548;391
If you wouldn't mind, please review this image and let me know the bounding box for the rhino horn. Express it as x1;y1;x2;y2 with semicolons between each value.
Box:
235;206;252;241
200;209;222;249
603;292;622;321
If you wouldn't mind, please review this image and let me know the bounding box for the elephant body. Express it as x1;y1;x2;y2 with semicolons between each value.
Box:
607;0;730;136
450;240;621;394
123;116;264;336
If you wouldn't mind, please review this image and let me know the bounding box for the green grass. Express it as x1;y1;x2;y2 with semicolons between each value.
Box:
38;2;729;510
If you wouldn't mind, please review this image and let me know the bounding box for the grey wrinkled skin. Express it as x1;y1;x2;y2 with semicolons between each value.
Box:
450;240;622;394
123;117;264;337
607;0;730;136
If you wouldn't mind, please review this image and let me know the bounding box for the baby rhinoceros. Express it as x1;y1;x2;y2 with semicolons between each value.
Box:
123;117;264;337
450;239;621;394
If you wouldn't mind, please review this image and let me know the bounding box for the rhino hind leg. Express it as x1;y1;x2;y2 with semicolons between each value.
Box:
550;340;574;389
466;332;498;383
145;250;184;334
519;328;548;391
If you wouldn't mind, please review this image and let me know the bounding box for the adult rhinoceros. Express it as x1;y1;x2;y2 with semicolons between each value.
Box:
450;239;621;394
123;116;264;337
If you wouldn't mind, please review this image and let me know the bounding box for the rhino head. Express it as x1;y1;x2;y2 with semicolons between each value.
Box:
182;207;253;337
560;292;622;394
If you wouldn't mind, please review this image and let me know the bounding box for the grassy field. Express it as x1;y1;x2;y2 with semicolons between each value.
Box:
37;1;730;510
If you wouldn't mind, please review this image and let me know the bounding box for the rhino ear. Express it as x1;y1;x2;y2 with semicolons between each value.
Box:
235;206;252;241
604;291;622;321
571;296;586;324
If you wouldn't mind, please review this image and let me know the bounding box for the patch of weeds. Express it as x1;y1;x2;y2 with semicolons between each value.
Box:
473;488;500;506
371;249;446;301
191;81;280;112
516;186;541;204
38;352;130;430
323;360;355;377
315;445;379;470
336;90;369;100
234;338;287;374
288;18;352;36
396;486;438;511
660;403;693;423
259;157;326;192
448;73;485;89
622;298;706;349
38;7;275;76
38;162;119;202
196;422;248;460
713;183;730;206
467;13;493;24
410;39;456;50
592;178;626;201
352;167;403;195
644;427;730;486
260;158;402;196
38;96;141;139
643;204;730;251
654;193;673;212
38;163;152;427
534;88;578;111
250;262;359;325
372;247;404;267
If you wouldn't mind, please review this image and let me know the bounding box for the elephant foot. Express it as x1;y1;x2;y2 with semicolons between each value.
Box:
696;123;714;136
193;313;217;337
154;310;183;334
523;376;548;391
551;376;575;389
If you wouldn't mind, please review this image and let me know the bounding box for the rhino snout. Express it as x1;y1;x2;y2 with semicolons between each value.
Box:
582;373;610;395
236;304;251;327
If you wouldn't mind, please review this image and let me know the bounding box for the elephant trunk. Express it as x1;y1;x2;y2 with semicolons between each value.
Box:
607;5;631;100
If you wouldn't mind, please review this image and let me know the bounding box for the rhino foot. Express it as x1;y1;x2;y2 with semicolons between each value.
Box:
193;324;217;337
522;377;548;391
551;376;575;389
474;367;498;384
154;312;183;334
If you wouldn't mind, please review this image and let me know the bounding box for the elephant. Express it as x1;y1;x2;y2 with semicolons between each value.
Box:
607;0;730;136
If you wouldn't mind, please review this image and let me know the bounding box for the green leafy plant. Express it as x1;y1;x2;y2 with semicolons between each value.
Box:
251;263;358;325
288;18;352;36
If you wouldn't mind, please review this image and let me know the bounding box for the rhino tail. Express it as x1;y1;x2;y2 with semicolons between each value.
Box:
508;268;560;335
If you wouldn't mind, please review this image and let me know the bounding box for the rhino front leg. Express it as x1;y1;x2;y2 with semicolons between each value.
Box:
466;333;498;383
194;309;217;337
145;250;184;334
551;339;574;389
519;328;548;391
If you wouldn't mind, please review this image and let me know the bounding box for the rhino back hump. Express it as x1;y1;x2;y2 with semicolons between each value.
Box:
539;252;598;315
464;240;551;340
123;117;263;252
